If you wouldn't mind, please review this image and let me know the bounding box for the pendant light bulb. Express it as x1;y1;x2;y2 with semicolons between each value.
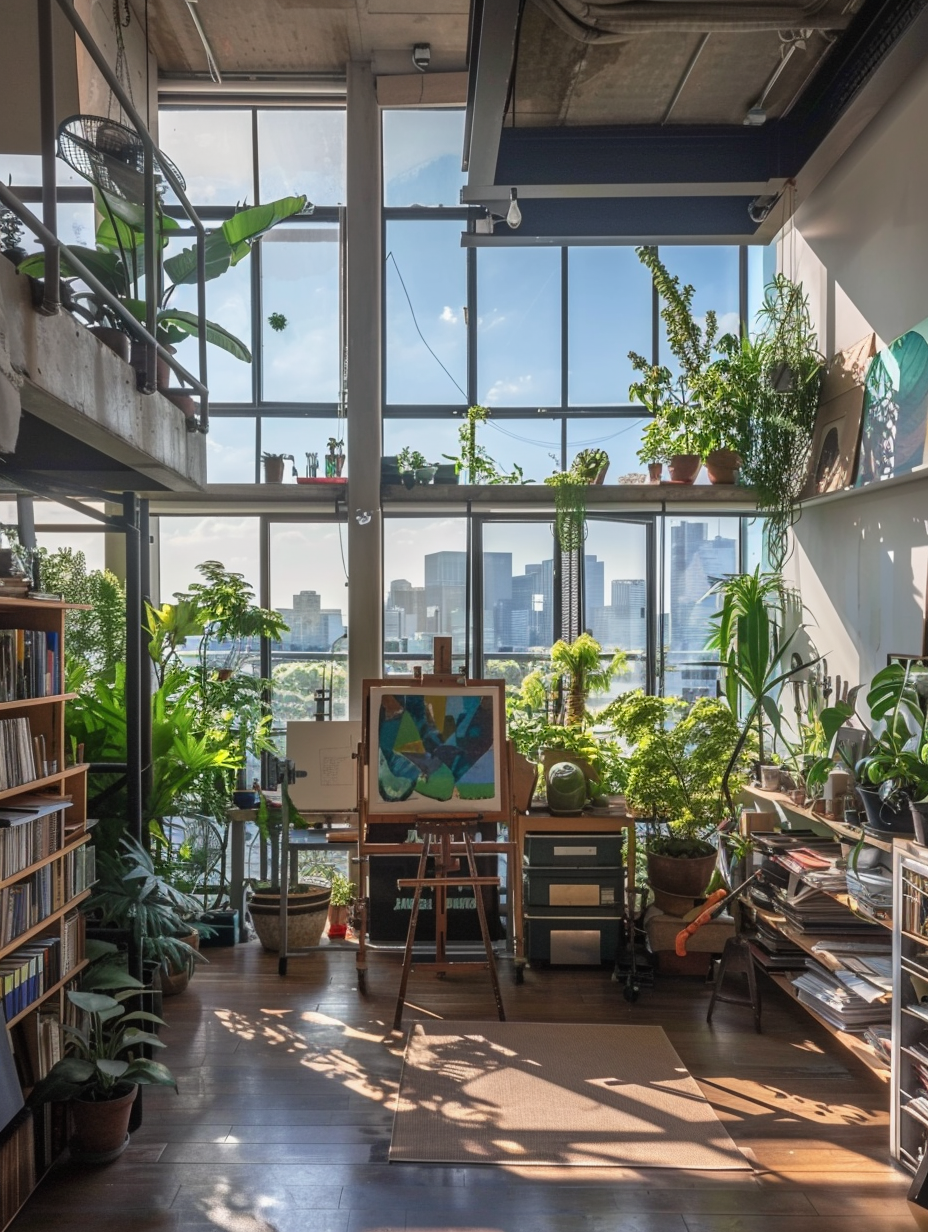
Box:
506;187;522;229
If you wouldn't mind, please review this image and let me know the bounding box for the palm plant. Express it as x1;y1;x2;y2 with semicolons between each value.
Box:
704;568;820;810
550;633;626;727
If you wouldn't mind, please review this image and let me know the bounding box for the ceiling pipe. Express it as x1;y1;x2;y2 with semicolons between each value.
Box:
743;40;803;124
183;0;222;84
662;33;711;124
532;0;851;37
159;76;347;97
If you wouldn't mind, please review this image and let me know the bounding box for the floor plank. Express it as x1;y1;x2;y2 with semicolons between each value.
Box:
10;941;915;1232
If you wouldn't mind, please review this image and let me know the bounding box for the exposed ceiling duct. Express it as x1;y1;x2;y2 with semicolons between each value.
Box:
531;0;852;37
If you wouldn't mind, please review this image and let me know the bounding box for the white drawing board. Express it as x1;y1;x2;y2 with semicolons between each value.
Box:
286;720;362;811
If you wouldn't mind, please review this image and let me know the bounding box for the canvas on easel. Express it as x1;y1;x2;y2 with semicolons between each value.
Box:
365;680;507;819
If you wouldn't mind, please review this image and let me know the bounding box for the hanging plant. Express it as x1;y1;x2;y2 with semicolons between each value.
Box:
544;449;610;552
728;276;824;569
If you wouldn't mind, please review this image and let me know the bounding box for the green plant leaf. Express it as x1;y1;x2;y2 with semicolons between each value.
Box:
68;990;121;1014
157;310;252;362
17;246;127;296
123;1057;178;1089
96;1058;130;1079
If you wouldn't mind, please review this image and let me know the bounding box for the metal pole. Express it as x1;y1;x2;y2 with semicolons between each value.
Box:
139;500;153;815
143;145;157;394
259;515;272;790
123;493;143;845
37;0;59;316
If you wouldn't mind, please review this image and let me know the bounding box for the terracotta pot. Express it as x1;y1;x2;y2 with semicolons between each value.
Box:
593;463;609;484
263;456;286;484
667;453;701;484
511;750;539;814
163;388;198;423
129;341;173;392
647;462;663;483
89;326;131;362
249;884;331;952
647;850;718;901
327;904;349;938
705;448;742;484
70;1083;137;1162
161;929;200;997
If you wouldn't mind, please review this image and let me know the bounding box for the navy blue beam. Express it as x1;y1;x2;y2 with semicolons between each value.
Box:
495;123;792;187
465;194;762;240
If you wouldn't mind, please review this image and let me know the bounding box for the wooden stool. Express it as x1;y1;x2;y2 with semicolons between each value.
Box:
393;817;505;1030
707;934;762;1032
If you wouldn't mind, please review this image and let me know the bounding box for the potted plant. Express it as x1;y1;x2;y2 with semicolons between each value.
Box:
28;974;176;1162
637;416;674;482
249;794;332;951
326;870;356;938
544;452;612;551
262;452;295;483
705;568;821;814
551;632;626;728
19;191;309;388
326;437;346;477
0;204;27;267
397;447;436;486
852;661;928;836
442;405;530;485
603;690;748;912
85;836;211;1000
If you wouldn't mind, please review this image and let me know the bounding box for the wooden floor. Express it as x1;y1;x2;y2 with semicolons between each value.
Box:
10;941;917;1232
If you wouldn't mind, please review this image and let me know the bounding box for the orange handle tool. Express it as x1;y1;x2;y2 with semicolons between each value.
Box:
675;888;728;956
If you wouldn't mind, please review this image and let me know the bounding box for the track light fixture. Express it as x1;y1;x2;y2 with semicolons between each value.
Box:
412;43;431;72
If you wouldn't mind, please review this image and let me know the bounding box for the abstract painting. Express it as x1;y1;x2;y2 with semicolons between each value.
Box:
856;318;928;487
802;333;874;499
369;685;502;814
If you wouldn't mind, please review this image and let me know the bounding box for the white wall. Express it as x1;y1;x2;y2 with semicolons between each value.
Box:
783;57;928;694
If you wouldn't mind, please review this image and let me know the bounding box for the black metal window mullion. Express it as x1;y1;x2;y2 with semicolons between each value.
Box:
739;245;749;336
251;109;262;415
652;246;661;367
466;245;477;408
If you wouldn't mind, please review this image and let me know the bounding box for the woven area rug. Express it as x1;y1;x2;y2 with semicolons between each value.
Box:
390;1022;749;1169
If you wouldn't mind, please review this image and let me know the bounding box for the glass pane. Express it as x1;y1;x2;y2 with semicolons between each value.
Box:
270;521;349;725
261;417;345;481
663;515;739;702
567;418;649;482
656;246;740;375
158;110;254;206
744;516;770;572
747;244;769;334
568;248;652;405
383;418;459;469
479;415;562;483
478;248;560;408
384;517;467;667
386;220;466;405
481;522;555;690
156;516;260;605
166;233;253;403
35;531;105;571
258;110;345;206
583;518;649;708
261;223;339;403
18;203;94;256
0;153;84;187
382;110;465;207
206;417;256;483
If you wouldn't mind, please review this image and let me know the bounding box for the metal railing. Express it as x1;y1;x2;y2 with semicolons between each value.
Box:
0;0;210;432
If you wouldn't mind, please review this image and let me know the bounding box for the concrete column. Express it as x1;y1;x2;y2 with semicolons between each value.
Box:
346;62;383;719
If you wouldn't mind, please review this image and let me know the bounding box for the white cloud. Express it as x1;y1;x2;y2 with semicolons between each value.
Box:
484;375;535;406
440;306;459;325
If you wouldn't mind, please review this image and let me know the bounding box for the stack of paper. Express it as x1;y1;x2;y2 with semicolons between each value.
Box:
792;960;892;1030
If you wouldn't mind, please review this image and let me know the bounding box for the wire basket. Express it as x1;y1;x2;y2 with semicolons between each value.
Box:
57;114;185;205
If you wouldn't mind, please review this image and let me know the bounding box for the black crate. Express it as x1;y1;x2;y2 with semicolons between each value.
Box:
524;868;623;909
199;909;239;947
523;833;623;868
524;910;624;965
368;854;502;944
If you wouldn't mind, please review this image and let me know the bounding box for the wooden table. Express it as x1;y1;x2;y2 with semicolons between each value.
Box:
509;810;637;978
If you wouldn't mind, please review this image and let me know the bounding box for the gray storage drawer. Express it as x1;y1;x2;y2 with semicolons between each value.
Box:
524;868;623;908
524;833;623;868
524;911;624;964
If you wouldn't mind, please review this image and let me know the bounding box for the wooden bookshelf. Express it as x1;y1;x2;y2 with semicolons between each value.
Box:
0;599;90;1230
768;972;890;1081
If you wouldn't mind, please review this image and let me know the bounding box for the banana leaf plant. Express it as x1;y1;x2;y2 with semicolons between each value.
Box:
704;568;821;812
28;976;175;1105
18;190;309;362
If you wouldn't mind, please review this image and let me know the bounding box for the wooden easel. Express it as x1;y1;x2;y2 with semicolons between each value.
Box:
353;639;513;1012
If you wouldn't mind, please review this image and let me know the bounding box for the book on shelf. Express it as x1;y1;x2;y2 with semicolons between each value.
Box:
0;629;61;702
0;803;67;881
792;960;892;1030
0;1004;24;1136
0;1108;35;1229
0;936;63;1021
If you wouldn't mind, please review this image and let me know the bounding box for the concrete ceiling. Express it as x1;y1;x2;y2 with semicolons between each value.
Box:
513;4;848;128
142;0;470;77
